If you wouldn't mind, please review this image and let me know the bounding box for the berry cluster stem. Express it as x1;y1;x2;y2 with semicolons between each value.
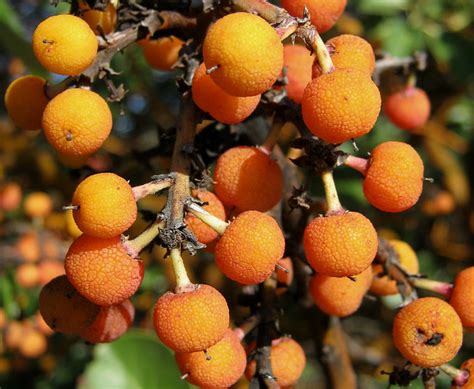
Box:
132;174;175;201
186;202;229;235
170;248;192;290
439;364;470;386
344;155;369;175
321;170;344;215
411;278;453;298
312;32;334;74
123;220;165;258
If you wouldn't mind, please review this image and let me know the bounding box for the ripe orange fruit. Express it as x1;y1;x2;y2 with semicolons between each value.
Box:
283;44;314;104
64;235;144;306
302;68;381;144
213;146;283;212
4;76;49;131
18;328;47;358
281;0;347;33
363;141;424;213
16;232;40;263
312;34;375;78
304;212;377;277
78;1;117;35
35;311;54;336
80;299;134;343
141;36;185;71
393;297;463;367
422;190;455;216
246;337;306;387
71;173;137;238
42;88;112;157
451;359;474;389
32;14;98;75
370;240;419;296
176;328;246;388
203;12;283;97
38;260;65;286
450;267;474;330
192;63;260;124
39;275;100;334
4;321;24;349
65;209;83;238
309;266;372;317
384;87;431;131
276;257;294;287
23;191;53;218
153;284;229;353
215;211;285;285
15;264;40;289
0;182;22;211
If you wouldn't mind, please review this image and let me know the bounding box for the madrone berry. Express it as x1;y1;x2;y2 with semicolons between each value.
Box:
384;87;431;131
78;1;117;35
449;267;474;330
283;44;314;104
141;36;185;71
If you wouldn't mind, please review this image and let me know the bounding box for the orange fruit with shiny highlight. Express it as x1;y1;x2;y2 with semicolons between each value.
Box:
32;15;98;75
78;1;117;35
281;0;347;33
185;189;226;245
363;141;424;213
203;12;283;97
246;337;306;387
215;211;285;285
302;68;381;144
153;284;229;353
384;87;431;131
192;63;260;124
450;267;474;330
18;329;47;358
309;266;372;317
176;328;246;388
141;36;185;71
393;297;463;367
283;44;314;104
370;240;419;296
42;88;112;157
39;275;100;334
4;76;49;131
304;211;377;277
80;299;134;343
312;34;375;78
451;359;474;389
64;235;144;306
16;264;40;289
214;146;283;212
71;173;137;238
24;192;53;218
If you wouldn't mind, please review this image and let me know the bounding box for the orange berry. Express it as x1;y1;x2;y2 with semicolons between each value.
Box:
276;257;294;287
176;328;246;388
283;44;314;104
215;211;285;285
42;88;112;157
309;266;372;317
203;12;283;97
451;359;474;389
312;34;375;78
4;76;49;131
393;297;463;367
4;321;24;349
65;209;83;238
450;267;474;330
304;211;377;277
185;189;226;245
15;264;40;289
384;87;430;131
214;146;283;212
0;182;22;211
153;284;229;353
38;260;65;286
281;0;347;33
302;68;381;143
32;15;98;75
78;1;117;35
24;191;53;218
64;235;144;306
39;275;100;334
80;299;134;343
35;311;54;336
246;337;306;387
18;329;47;358
141;36;185;71
71;173;137;238
370;240;419;296
16;232;40;262
422;190;456;216
363;141;424;212
192;63;260;124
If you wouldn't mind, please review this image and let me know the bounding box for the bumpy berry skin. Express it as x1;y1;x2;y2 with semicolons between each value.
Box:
304;212;377;277
64;235;144;306
451;359;474;389
214;146;283;212
141;36;185;71
393;297;463;367
72;173;137;238
42;88;112;157
283;44;314;104
175;328;246;388
78;1;117;35
384;87;430;131
363;141;424;213
309;266;372;317
215;211;285;285
4;76;49;131
203;12;283;97
450;267;474;330
39;275;100;334
153;284;229;353
24;192;53;218
192;63;260;124
302;68;381;144
32;15;98;76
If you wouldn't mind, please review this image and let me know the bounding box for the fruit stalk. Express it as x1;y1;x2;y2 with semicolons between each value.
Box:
186;202;229;235
411;278;453;298
123;220;165;258
344;155;369;175
170;248;192;290
439;364;470;386
132;174;175;201
321;170;344;214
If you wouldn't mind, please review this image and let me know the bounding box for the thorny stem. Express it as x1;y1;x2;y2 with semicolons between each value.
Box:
321;170;344;215
439;364;470;386
170;248;192;290
410;278;453;298
132;175;175;201
260;116;284;154
123;220;165;258
186;202;229;235
344;155;369;176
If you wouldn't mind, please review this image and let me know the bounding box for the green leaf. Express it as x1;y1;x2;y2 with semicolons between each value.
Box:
372;18;425;56
357;0;408;15
79;330;190;389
